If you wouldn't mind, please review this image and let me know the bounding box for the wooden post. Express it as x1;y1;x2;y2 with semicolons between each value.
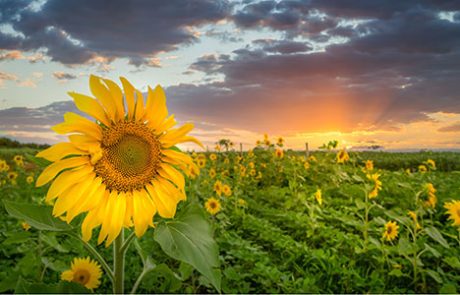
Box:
240;143;243;156
305;142;309;158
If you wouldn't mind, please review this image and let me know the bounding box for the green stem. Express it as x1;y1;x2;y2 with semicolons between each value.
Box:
113;229;125;294
120;231;136;254
130;268;148;294
66;233;114;283
363;191;369;250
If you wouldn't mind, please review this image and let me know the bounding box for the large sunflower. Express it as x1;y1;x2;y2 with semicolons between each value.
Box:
36;75;202;246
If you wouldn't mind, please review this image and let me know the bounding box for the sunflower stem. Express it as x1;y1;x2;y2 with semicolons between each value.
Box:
66;233;114;283
113;229;125;294
120;231;136;254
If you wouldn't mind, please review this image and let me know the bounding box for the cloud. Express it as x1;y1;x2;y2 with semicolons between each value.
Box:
438;123;460;132
0;0;231;66
53;71;77;80
0;71;18;86
0;50;45;62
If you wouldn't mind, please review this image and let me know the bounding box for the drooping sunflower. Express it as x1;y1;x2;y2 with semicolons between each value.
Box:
367;173;382;199
336;149;350;164
444;200;460;227
382;221;399;242
407;210;421;230
222;184;232;197
365;160;374;171
61;257;102;290
205;197;221;215
36;75;202;246
314;188;322;206
275;148;284;159
213;180;223;196
424;183;437;208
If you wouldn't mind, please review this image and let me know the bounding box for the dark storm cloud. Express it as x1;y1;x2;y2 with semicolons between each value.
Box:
252;39;311;54
0;0;231;65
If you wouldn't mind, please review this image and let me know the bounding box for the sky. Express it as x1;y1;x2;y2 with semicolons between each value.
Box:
1;0;460;151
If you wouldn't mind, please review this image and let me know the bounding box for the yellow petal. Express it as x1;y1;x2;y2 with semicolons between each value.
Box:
162;149;193;166
68;134;99;151
158;176;185;201
61;270;74;281
53;112;102;140
82;192;108;242
46;165;93;202
89;75;117;121
123;192;134;227
146;182;176;218
69;92;111;126
154;115;176;135
65;177;102;222
53;176;94;217
161;123;194;142
36;142;86;162
98;190;116;245
120;77;136;120
144;85;167;130
36;156;89;187
158;163;185;189
105;193;126;246
134;89;145;122
132;190;149;237
103;78;125;121
163;135;204;149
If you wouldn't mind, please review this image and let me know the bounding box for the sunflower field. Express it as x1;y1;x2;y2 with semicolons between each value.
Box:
0;76;459;294
1;141;460;294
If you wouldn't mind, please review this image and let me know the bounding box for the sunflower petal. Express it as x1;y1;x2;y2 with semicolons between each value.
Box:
145;85;168;130
103;78;125;121
134;89;145;122
158;163;185;189
36;142;86;162
69;91;110;126
105;193;126;246
36;156;89;187
46;165;93;202
89;75;117;121
120;77;136;120
53;112;102;140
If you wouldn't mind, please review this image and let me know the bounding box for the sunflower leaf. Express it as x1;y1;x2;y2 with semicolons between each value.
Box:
3;201;72;231
154;203;221;291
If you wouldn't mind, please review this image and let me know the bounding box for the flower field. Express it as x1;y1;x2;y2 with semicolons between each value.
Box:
1;142;459;293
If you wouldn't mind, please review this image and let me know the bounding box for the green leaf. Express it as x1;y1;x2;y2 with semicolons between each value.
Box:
443;256;460;269
14;277;90;294
425;269;443;284
154;203;221;291
3;201;72;232
388;269;403;277
424;243;441;258
424;226;450;249
439;283;457;294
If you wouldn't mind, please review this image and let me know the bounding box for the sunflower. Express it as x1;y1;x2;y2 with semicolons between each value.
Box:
418;165;427;173
336;149;350;164
277;137;284;147
209;168;216;179
425;159;436;170
314;189;322;206
308;155;317;162
383;221;399;242
26;175;34;184
36;75;202;246
0;160;8;172
8;171;18;182
275;148;284;159
365;160;374;171
209;153;217;161
13;155;24;166
407;210;421;230
197;158;206;169
213;180;223;196
21;222;31;231
249;168;256;177
205;197;221;215
222;184;232;197
61;257;102;290
444;200;460;227
367;173;382;199
424;183;437;208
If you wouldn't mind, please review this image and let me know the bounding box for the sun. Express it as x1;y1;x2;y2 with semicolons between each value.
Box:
36;75;202;246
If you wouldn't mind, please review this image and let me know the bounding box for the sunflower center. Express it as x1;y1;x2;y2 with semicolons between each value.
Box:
387;227;393;234
73;269;90;285
210;202;217;209
94;121;161;192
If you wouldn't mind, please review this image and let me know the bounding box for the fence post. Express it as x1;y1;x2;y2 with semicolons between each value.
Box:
305;142;309;158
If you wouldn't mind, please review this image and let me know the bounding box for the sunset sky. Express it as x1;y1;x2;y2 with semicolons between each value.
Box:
1;0;460;151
